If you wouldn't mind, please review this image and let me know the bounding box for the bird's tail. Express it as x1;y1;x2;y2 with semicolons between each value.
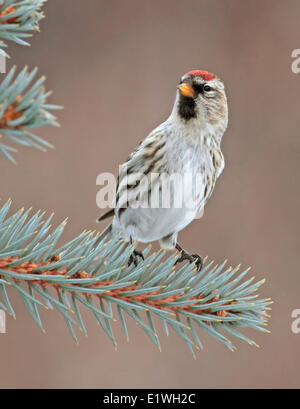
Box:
96;208;115;222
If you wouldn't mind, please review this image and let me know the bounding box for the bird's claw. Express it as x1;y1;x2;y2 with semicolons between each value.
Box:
175;251;203;271
128;249;144;267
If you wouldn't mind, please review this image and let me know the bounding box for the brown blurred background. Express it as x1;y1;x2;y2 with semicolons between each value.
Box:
0;0;299;388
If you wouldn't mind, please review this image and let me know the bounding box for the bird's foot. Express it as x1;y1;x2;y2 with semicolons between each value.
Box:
128;249;144;267
175;250;203;271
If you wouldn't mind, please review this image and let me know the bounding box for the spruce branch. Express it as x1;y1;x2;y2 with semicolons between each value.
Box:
0;200;272;355
0;0;46;56
0;65;61;162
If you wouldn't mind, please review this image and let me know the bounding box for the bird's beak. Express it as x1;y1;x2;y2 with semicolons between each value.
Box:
177;83;195;98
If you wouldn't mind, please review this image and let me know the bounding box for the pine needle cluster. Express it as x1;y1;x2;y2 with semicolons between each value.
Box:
0;201;272;354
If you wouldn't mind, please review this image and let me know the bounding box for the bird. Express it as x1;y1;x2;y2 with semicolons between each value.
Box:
96;69;228;270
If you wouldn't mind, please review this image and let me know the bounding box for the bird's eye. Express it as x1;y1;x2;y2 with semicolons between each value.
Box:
203;85;212;92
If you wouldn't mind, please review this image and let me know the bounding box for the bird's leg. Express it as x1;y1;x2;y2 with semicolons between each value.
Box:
175;243;203;271
128;237;144;267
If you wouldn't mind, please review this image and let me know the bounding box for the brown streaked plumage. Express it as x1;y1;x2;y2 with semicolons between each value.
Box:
97;70;228;270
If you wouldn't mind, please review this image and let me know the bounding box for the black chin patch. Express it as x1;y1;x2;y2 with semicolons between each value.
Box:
178;95;197;120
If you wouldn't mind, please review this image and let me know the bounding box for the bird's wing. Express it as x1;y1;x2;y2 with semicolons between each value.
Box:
116;128;167;211
97;126;167;222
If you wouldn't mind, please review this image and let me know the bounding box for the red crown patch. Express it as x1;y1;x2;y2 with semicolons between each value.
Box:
186;70;215;81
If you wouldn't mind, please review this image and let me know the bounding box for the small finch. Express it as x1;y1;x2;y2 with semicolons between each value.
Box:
97;70;228;270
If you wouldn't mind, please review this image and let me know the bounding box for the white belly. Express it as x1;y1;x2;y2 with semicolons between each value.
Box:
112;172;205;243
